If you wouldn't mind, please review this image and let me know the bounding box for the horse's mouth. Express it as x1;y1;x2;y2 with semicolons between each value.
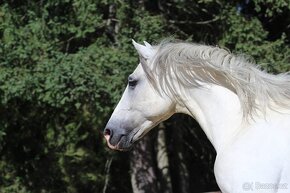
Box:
104;134;132;151
104;120;156;151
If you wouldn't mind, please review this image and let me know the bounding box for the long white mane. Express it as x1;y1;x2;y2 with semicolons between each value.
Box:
141;41;290;117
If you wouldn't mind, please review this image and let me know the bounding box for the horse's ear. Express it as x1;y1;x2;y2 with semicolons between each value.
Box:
143;41;153;49
132;39;153;59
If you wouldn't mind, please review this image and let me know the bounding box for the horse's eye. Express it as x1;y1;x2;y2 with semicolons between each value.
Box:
128;79;138;88
128;76;138;88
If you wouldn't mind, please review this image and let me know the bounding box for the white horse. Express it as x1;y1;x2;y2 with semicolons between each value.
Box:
104;40;290;193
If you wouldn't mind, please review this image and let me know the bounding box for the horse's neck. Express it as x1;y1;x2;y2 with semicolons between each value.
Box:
177;84;244;152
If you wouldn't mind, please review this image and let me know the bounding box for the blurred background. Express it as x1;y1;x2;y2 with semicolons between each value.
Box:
0;0;289;193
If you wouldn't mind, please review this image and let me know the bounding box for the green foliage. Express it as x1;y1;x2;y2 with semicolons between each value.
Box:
0;0;289;192
219;4;290;73
253;0;290;16
0;0;164;192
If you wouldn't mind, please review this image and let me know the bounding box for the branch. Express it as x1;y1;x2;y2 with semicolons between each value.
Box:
102;157;113;193
168;17;219;25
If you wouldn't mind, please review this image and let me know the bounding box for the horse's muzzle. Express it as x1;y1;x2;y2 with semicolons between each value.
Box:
103;128;132;151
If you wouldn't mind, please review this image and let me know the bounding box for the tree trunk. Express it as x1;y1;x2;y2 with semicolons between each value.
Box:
156;125;173;193
172;117;190;193
130;133;158;193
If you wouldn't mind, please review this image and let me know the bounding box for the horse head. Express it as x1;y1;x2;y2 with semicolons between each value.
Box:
103;40;176;151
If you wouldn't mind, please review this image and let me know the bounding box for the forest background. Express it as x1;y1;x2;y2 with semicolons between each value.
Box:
0;0;289;193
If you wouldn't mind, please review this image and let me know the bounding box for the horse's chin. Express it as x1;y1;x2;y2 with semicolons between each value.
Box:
106;143;132;151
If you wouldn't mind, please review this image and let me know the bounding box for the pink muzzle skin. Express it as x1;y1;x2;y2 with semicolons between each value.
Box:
104;134;118;150
104;134;129;151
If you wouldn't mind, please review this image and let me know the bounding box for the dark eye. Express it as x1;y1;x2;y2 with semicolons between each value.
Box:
128;76;138;88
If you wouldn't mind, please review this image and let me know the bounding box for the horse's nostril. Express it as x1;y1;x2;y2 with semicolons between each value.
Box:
104;128;111;137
